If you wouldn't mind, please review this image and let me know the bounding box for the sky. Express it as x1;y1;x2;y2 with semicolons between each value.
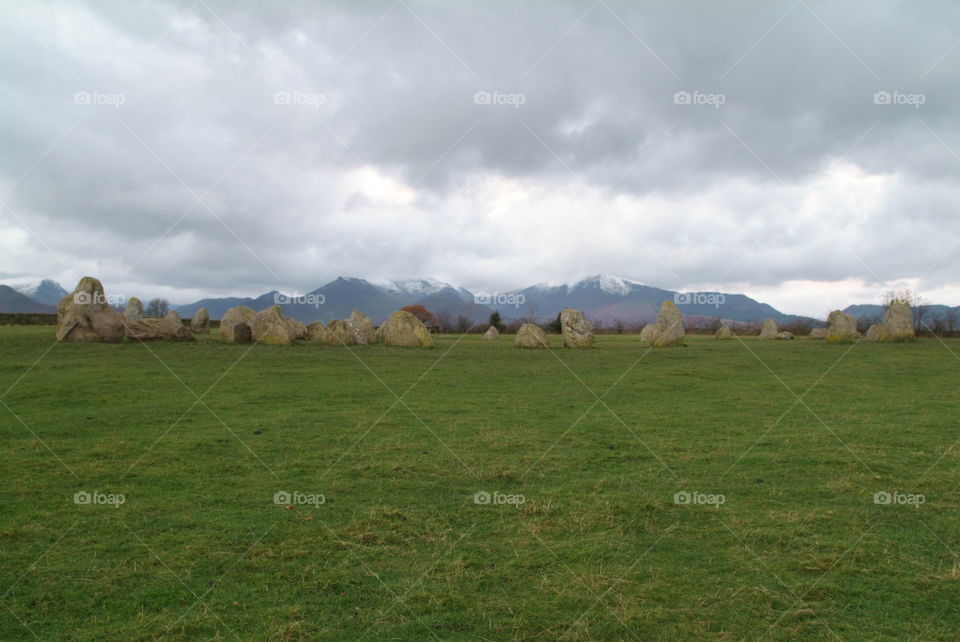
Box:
1;0;959;317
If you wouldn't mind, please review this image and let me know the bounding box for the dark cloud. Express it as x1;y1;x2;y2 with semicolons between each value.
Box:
1;0;959;314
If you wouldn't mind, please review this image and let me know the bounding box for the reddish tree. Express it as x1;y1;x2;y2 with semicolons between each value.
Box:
402;304;436;327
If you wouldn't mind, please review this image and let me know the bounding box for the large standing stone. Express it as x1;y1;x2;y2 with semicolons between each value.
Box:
220;306;255;343
483;325;500;340
826;310;861;343
123;297;144;323
715;324;733;339
191;307;210;334
126;310;195;341
252;305;293;345
758;318;778;339
560;308;595;348
865;301;915;342
378;310;433;347
56;276;125;343
515;323;550;348
808;328;828;340
652;301;684;347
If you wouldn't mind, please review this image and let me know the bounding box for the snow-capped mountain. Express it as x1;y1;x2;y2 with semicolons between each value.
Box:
7;279;68;306
170;273;814;325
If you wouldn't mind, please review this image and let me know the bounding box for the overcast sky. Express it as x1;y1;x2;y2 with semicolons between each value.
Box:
1;0;959;316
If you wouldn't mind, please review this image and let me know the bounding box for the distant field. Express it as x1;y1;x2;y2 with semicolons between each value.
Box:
1;326;959;640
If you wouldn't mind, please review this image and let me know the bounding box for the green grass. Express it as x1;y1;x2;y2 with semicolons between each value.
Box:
1;326;959;640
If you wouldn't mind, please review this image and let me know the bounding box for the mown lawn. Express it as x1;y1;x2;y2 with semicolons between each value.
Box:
1;326;959;640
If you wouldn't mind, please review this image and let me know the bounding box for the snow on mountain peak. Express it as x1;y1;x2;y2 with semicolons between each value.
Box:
573;274;640;296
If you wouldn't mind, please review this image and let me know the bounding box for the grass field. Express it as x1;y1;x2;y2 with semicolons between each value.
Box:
1;326;959;640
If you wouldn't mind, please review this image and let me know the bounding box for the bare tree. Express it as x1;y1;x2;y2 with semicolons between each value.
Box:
145;298;169;317
944;308;958;333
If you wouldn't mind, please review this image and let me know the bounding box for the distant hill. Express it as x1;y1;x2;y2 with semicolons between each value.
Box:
0;285;56;313
171;274;814;325
7;279;67;306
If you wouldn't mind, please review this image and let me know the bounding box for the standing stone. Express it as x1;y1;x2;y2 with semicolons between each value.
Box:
307;321;335;344
560;308;595;348
639;324;660;345
483;325;500;340
56;276;125;343
826;310;861;343
123;297;144;323
220;306;255;343
808;328;828;340
715;324;733;339
652;301;684;347
378;310;433;347
758;318;778;339
191;307;210;334
327;320;361;345
775;331;795;340
865;301;915;342
349;309;376;344
252;305;293;345
126;310;195;341
285;318;308;341
515;323;550;349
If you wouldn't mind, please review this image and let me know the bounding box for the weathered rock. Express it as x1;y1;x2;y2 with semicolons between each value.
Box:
326;320;360;345
776;331;795;340
652;301;684;347
515;323;550;349
220;306;255;343
639;324;660;344
865;301;915;342
252;305;292;345
808;328;828;340
826;310;861;343
126;310;195;341
349;309;376;344
307;321;334;344
191;307;210;333
56;276;125;343
123;297;144;323
285;317;308;341
560;308;595;348
483;325;500;340
378;310;433;347
715;324;733;339
758;318;778;339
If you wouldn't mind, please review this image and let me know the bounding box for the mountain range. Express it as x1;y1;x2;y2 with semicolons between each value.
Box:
4;275;959;327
